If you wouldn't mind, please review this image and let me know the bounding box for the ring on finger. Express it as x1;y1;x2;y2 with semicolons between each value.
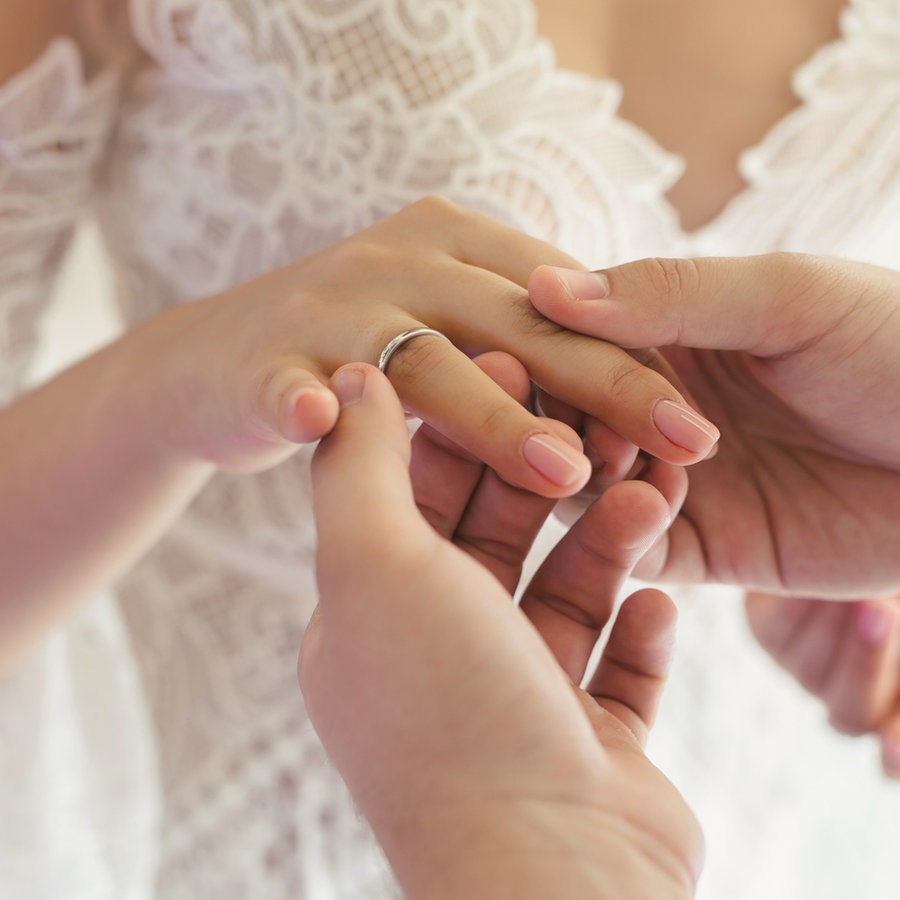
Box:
377;327;452;374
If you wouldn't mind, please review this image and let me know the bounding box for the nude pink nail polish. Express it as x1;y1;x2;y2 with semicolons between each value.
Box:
653;400;720;455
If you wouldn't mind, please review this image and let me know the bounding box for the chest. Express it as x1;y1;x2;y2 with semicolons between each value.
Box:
531;0;846;229
105;0;900;295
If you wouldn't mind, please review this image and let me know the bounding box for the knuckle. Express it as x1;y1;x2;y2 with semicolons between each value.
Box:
283;286;326;324
641;256;703;304
473;399;518;442
603;355;663;402
509;290;570;340
407;194;464;223
321;234;400;279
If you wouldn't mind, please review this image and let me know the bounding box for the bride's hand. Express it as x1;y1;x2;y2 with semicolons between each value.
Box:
128;197;717;494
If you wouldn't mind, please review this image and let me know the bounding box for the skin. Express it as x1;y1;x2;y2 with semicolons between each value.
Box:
532;0;845;229
0;198;719;675
529;252;900;773
300;356;703;900
0;0;884;890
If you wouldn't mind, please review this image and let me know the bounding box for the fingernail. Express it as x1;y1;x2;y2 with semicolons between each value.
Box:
652;400;720;454
856;601;894;647
335;368;366;407
551;268;610;301
523;434;590;488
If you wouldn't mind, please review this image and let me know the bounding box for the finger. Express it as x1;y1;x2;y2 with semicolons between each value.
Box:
328;200;721;473
628;457;690;580
584;589;678;747
520;479;672;684
532;388;585;433
311;364;424;596
378;196;585;285
823;599;900;735
410;351;534;538
387;330;593;498
451;469;557;594
258;362;340;443
555;451;685;537
536;353;707;436
774;599;850;694
527;255;887;356
584;418;642;485
411;353;559;591
374;303;718;476
547;429;643;531
744;592;815;656
532;401;644;494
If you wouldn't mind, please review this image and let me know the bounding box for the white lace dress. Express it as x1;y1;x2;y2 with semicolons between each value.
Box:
2;1;900;898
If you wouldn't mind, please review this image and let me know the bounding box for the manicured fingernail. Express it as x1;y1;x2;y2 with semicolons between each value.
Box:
551;268;610;301
652;400;720;454
856;601;894;647
523;434;590;488
335;368;366;407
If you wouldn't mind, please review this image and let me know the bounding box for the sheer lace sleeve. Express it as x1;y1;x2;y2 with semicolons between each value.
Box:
0;36;119;403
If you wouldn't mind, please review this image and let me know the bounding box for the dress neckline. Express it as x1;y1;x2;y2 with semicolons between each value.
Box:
526;0;854;240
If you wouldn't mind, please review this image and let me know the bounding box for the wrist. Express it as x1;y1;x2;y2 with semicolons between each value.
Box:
374;787;696;900
96;308;211;471
116;298;306;472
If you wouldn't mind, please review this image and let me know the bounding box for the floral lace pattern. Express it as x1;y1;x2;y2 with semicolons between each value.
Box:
0;39;118;403
2;1;900;898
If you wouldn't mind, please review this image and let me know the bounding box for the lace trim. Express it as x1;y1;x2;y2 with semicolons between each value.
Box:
0;37;119;402
684;0;900;254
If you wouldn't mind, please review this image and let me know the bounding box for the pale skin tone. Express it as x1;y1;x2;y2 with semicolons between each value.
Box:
0;6;721;673
2;3;851;672
301;356;702;900
1;0;893;888
533;0;846;230
529;253;900;775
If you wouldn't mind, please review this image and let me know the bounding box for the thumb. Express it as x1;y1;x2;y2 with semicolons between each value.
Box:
312;364;424;593
528;253;890;357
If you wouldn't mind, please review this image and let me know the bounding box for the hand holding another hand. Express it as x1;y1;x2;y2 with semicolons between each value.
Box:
130;198;717;493
530;253;900;596
299;356;702;900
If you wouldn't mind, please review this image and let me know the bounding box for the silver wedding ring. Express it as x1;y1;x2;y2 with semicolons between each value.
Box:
377;327;451;374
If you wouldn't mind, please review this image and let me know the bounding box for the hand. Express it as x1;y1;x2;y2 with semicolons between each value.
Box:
130;197;717;493
529;253;900;595
299;358;702;900
745;592;900;777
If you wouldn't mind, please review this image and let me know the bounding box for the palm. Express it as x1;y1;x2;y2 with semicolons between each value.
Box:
651;344;900;595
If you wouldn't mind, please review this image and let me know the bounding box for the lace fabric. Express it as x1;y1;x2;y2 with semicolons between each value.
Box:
0;38;161;900
0;38;119;403
1;1;900;898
